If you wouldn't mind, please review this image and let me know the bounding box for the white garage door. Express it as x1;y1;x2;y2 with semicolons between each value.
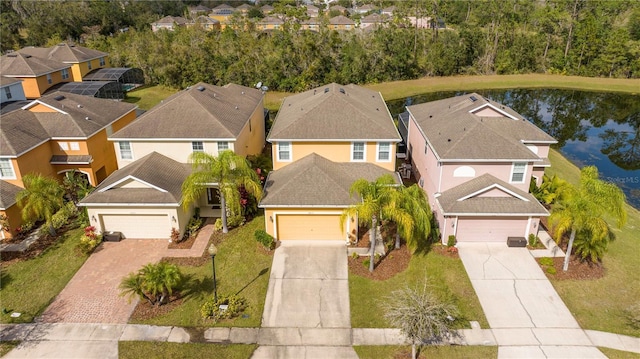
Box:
455;217;527;242
100;214;170;239
276;214;345;241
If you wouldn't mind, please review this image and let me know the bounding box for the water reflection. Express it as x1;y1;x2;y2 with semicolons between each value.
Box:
387;89;640;208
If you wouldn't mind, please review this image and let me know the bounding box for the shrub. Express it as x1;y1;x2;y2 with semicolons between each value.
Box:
626;303;640;329
447;235;456;247
185;216;204;237
254;229;275;250
77;225;102;254
528;233;537;247
170;228;181;242
447;246;458;255
351;251;359;259
539;257;554;266
546;267;557;275
65;201;78;216
200;294;247;322
227;214;245;228
214;218;223;232
363;259;371;269
51;208;70;230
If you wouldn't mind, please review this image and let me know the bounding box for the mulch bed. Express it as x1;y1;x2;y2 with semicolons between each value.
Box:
167;234;197;249
129;292;185;321
429;244;460;259
348;244;411;281
0;231;65;264
538;256;605;280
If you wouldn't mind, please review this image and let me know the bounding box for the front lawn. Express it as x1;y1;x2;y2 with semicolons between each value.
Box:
129;216;272;327
547;149;640;337
354;345;498;359
0;228;89;323
349;246;488;329
119;342;256;359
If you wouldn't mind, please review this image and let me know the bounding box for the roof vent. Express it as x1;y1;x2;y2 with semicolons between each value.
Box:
77;104;82;108
429;115;432;118
470;95;478;102
196;86;205;91
324;87;329;93
54;95;65;101
447;138;451;142
314;89;317;95
85;117;90;120
241;91;245;95
24;55;31;58
235;106;239;110
339;88;345;94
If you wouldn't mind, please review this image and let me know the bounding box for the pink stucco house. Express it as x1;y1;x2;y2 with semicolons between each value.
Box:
403;93;556;243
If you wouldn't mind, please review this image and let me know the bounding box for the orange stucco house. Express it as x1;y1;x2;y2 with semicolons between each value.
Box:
0;92;137;239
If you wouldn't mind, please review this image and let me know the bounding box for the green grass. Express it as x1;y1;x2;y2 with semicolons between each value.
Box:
124;85;178;111
354;345;498;359
349;247;488;329
598;348;640;359
547;148;640;337
130;216;271;327
0;228;89;323
0;342;19;356
119;342;257;359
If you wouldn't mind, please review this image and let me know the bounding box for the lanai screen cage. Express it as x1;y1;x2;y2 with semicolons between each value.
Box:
83;68;145;91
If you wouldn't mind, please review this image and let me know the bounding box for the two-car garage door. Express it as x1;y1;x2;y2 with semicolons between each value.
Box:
100;214;171;239
455;217;528;242
276;214;345;241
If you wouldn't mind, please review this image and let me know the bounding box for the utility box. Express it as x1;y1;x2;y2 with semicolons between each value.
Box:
104;231;122;242
507;237;526;247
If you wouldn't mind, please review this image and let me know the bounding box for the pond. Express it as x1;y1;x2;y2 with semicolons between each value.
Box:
386;89;640;209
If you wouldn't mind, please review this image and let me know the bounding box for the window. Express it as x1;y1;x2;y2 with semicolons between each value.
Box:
207;188;221;207
351;142;365;161
377;142;391;161
61;68;69;80
345;24;351;29
46;74;52;84
70;142;80;151
3;87;12;100
87;61;92;70
511;162;527;183
119;141;133;160
192;141;204;152
0;158;15;178
58;142;69;150
277;142;291;161
99;57;106;66
217;142;229;152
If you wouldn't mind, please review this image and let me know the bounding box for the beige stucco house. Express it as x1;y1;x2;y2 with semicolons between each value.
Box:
260;83;402;242
80;83;266;239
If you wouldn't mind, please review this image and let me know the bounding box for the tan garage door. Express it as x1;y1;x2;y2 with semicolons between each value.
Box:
100;214;170;239
455;217;527;242
276;214;344;240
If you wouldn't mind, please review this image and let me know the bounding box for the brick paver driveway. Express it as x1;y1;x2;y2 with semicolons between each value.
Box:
37;224;212;324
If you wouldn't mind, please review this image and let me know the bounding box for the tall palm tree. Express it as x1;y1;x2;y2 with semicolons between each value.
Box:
341;174;413;272
397;184;432;252
15;174;64;236
182;150;263;233
549;166;627;271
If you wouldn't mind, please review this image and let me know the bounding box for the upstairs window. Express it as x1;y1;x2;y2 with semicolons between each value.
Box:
87;61;92;70
58;142;69;150
511;162;527;183
70;142;80;151
0;158;15;179
46;74;52;84
377;142;391;162
99;57;106;66
278;142;291;161
351;142;365;161
61;68;69;80
4;87;12;100
217;142;229;152
192;141;204;152
119;141;133;160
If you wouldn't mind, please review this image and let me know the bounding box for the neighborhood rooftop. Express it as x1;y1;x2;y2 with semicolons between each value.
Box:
19;43;108;63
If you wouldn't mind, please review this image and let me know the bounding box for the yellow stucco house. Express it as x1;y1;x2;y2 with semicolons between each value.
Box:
260;83;402;242
80;82;267;240
0;92;137;239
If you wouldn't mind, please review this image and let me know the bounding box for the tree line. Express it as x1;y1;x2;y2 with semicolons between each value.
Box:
2;0;639;92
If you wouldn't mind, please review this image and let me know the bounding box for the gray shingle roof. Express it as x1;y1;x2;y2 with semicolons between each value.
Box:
436;173;549;216
80;152;190;205
0;52;70;77
259;153;400;207
268;83;400;141
50;155;93;164
329;15;355;25
0;110;49;156
0;76;21;87
152;16;188;25
0;180;23;209
21;43;108;63
111;82;263;140
407;93;556;161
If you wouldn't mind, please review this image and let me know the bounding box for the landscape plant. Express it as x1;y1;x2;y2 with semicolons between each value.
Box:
16;174;64;236
77;225;101;254
200;294;247;322
120;262;182;306
254;229;275;250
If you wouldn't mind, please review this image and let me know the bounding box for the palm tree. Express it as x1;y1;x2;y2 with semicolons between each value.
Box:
182;150;263;233
397;184;432;252
549;166;627;271
341;174;413;272
119;262;182;306
15;174;64;236
62;170;93;204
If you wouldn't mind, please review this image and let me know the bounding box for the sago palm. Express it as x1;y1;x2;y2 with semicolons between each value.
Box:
182;150;263;233
549;166;627;271
16;174;64;236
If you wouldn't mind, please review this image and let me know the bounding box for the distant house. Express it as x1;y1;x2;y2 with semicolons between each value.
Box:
306;4;319;17
0;77;26;105
209;4;237;28
329;5;346;14
407;16;445;29
236;4;253;14
188;15;221;31
301;18;322;31
19;43;110;83
0;52;73;99
329;15;355;30
353;4;376;14
188;5;211;18
381;6;395;16
257;16;284;30
360;13;389;29
151;16;188;32
260;4;274;14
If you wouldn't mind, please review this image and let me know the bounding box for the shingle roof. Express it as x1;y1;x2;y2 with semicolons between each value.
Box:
20;43;107;63
152;16;188;25
0;52;70;77
50;155;93;164
268;83;400;141
259;153;400;207
80;152;190;205
436;173;549;216
329;15;355;25
407;93;556;161
361;13;388;23
0;76;22;87
259;16;284;25
111;82;262;140
1;92;136;156
0;180;23;210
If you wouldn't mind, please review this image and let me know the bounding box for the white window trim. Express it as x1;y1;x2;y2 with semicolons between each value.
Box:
61;68;69;80
0;158;16;180
351;142;366;162
46;74;52;84
510;162;527;184
192;141;205;152
87;61;92;70
99;57;106;66
277;141;292;162
119;141;133;160
70;142;80;151
376;142;391;162
217;141;229;152
58;142;69;151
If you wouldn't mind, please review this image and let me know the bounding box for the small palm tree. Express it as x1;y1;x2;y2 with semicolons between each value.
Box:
119;262;182;306
341;174;413;272
531;173;571;206
62;170;93;204
16;174;64;236
182;150;263;233
119;272;153;305
549;166;627;271
397;184;432;252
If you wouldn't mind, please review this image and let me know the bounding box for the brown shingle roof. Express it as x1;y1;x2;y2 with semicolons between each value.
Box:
80;152;190;205
361;13;389;23
259;16;284;25
259;153;400;207
111;82;262;140
152;16;188;26
407;93;556;161
268;83;400;141
0;76;22;87
0;52;70;77
20;43;107;63
50;155;93;164
436;173;549;215
0;180;23;209
329;15;355;25
0;110;50;156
